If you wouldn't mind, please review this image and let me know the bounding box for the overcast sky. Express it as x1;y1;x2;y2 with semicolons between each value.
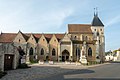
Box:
0;0;120;52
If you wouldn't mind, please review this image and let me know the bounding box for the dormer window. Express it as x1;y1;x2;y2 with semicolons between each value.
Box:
100;29;102;31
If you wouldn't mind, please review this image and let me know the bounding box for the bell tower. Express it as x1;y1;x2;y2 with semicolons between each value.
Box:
91;8;105;62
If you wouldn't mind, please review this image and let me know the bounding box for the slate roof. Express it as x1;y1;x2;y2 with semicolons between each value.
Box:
68;24;93;34
91;15;104;26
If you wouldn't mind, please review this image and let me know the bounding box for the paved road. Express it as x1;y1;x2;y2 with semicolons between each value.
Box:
41;63;120;80
1;62;120;80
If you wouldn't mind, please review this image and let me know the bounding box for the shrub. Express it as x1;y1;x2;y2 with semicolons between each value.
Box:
30;60;38;64
87;61;100;65
0;71;7;78
18;63;31;69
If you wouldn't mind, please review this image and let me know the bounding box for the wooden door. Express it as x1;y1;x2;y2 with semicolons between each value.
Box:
4;54;14;70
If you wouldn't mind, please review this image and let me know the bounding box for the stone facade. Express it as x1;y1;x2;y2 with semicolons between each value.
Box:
0;13;105;70
0;43;19;71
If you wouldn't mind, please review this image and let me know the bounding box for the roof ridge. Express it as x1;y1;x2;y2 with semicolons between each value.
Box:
68;24;91;25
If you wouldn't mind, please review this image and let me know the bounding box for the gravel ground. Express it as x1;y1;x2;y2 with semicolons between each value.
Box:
0;63;86;80
0;62;107;80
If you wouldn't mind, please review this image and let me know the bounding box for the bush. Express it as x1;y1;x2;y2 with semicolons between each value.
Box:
87;61;100;65
30;60;38;64
0;71;7;78
18;63;31;69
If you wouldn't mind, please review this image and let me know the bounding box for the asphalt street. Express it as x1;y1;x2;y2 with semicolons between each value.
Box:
41;62;120;80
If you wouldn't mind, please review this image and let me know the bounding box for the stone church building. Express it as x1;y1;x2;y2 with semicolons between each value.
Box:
0;13;105;71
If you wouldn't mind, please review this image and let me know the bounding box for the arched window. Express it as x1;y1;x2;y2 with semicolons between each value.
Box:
52;48;56;56
76;48;80;56
41;48;44;55
86;36;88;41
29;47;33;55
88;47;92;56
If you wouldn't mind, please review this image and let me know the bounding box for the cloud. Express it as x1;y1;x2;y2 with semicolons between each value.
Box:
0;0;91;33
105;15;120;27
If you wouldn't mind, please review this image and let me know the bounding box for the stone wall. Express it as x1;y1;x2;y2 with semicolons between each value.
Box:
0;43;19;71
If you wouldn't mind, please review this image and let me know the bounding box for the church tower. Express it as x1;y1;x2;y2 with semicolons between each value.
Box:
91;9;105;62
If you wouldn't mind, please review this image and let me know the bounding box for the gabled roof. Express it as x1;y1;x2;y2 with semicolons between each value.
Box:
0;32;65;43
44;34;53;42
27;34;38;43
68;24;93;34
18;31;29;41
60;33;71;42
91;14;104;26
32;34;42;43
55;34;65;41
0;33;17;43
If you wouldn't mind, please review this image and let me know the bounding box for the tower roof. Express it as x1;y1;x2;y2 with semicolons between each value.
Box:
91;14;104;26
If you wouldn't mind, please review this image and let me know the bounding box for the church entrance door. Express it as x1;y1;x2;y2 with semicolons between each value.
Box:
62;50;69;62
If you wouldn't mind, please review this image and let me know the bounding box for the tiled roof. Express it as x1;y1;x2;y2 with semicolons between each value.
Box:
0;33;17;43
68;24;93;34
44;34;53;42
32;34;42;42
0;33;65;43
33;34;42;39
55;34;65;41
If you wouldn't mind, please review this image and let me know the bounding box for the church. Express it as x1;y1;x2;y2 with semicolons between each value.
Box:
0;12;105;71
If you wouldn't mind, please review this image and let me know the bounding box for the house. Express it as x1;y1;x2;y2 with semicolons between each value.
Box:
0;34;19;71
112;49;120;61
105;51;113;61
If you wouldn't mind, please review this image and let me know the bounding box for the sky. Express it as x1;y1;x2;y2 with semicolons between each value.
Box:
0;0;120;52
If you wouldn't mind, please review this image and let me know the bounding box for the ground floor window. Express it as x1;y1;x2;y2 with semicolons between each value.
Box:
52;48;56;56
88;47;92;56
29;47;33;55
41;48;44;55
